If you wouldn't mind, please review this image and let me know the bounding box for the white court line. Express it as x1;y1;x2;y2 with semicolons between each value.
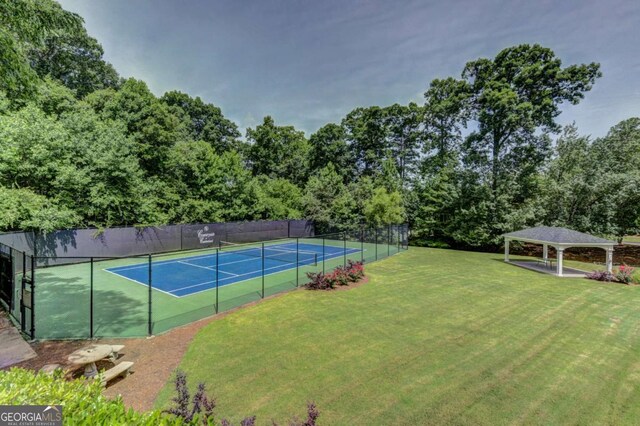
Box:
104;244;364;298
106;243;302;273
168;260;302;295
169;247;361;295
177;260;238;276
102;268;180;298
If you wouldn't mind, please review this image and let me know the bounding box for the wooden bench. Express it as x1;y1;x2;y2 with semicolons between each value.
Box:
95;361;134;387
109;345;125;362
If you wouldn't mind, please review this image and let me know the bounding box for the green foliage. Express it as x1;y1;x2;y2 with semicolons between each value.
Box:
0;1;634;252
251;176;303;220
162;91;240;153
0;187;78;231
302;164;346;232
308;123;353;182
86;78;186;176
0;368;178;425
28;27;120;97
246;116;310;186
364;187;405;227
0;0;83;100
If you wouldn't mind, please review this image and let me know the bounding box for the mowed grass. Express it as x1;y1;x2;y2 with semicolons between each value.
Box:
155;248;640;425
624;235;640;244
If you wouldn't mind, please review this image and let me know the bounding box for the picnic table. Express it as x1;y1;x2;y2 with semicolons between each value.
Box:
67;344;114;378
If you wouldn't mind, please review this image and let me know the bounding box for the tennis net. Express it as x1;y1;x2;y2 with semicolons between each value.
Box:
219;241;317;266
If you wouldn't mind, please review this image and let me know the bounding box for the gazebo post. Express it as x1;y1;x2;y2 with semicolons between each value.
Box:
542;244;548;262
556;247;564;277
606;248;613;273
504;238;510;262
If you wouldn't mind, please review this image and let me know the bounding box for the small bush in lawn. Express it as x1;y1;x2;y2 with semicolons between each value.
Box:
346;260;364;281
615;265;636;284
586;270;615;282
305;271;335;290
305;260;365;290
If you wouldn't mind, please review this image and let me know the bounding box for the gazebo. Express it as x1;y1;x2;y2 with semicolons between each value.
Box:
503;226;615;277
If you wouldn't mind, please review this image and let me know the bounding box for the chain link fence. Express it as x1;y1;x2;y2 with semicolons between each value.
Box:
0;222;408;340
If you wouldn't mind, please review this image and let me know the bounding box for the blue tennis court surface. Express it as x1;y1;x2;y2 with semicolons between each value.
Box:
105;242;360;297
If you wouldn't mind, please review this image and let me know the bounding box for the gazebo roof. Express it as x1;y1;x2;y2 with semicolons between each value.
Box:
503;226;615;246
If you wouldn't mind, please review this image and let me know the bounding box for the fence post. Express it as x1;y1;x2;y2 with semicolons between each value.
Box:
360;227;364;262
387;224;391;257
90;257;94;339
261;243;265;298
375;229;378;260
343;232;347;266
29;255;35;340
148;254;152;336
322;238;326;274
397;225;400;251
296;238;299;287
20;252;25;334
215;249;219;313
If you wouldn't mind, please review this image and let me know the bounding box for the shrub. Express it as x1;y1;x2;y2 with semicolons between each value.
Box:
586;270;615;282
305;260;365;290
0;368;319;425
305;271;335;290
164;370;216;424
615;265;636;284
0;368;174;425
345;260;365;281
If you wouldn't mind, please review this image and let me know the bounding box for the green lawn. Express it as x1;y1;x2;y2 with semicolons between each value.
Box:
155;247;640;425
624;235;640;244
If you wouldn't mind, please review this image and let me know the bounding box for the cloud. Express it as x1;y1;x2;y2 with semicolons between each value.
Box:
59;0;640;137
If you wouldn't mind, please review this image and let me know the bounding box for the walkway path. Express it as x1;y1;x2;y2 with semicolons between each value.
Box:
0;311;36;369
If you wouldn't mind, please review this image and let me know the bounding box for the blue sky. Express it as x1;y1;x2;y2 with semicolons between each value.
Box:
58;0;640;138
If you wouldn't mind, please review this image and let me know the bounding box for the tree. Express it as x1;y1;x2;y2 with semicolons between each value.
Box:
462;44;601;195
251;177;303;220
0;0;83;100
590;117;640;173
246;116;310;186
308;123;354;182
0;186;78;232
302;164;346;233
167;142;255;223
342;106;389;176
86;79;186;176
363;187;405;227
161;91;240;153
429;44;603;245
28;27;121;97
422;77;470;175
384;103;423;184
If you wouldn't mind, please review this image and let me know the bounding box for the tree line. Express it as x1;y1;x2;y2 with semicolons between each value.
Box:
0;0;638;247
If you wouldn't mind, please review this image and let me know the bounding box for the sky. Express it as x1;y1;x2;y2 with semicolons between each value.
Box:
58;0;640;138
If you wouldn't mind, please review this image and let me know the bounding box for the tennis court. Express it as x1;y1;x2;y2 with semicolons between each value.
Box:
4;225;408;340
106;242;360;297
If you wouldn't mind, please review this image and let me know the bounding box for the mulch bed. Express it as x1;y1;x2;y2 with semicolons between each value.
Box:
324;276;370;291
